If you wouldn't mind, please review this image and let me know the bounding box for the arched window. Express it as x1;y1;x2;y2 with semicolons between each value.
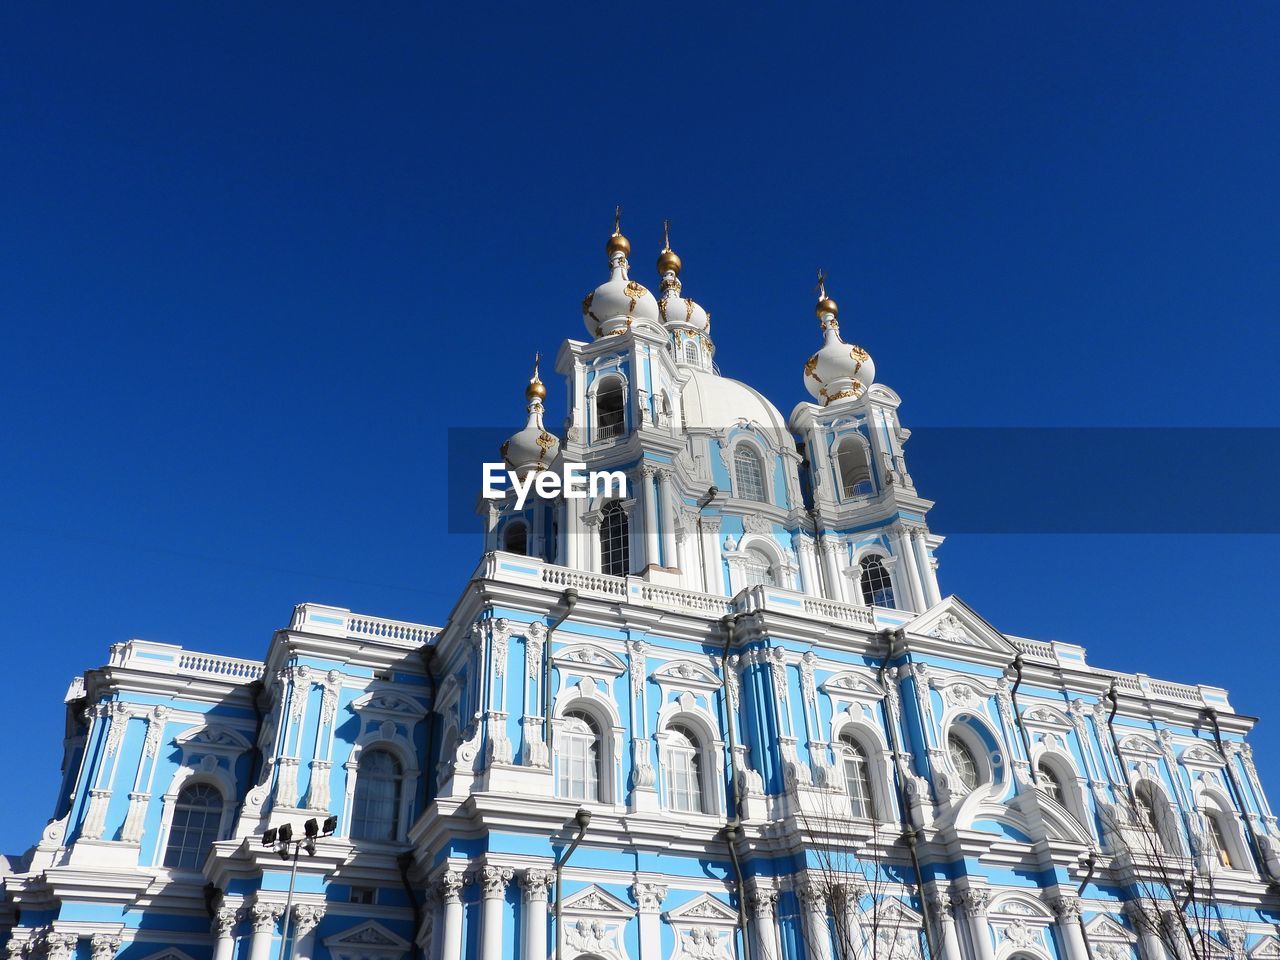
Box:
836;437;873;499
859;556;895;608
838;734;876;819
558;711;601;802
503;521;528;555
1204;810;1235;868
163;783;224;871
1133;781;1177;854
351;749;403;841
947;733;980;792
1037;761;1065;805
733;446;767;502
600;500;630;577
595;377;625;440
665;724;705;814
741;547;777;587
683;339;699;365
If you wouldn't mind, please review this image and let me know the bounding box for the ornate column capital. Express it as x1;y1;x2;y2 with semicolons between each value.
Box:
748;886;778;919
926;891;954;923
44;934;79;960
796;877;829;911
212;905;240;937
1050;897;1082;923
437;868;468;904
521;868;554;902
89;935;122;960
479;865;513;900
631;881;668;913
953;887;990;919
251;901;285;933
293;904;327;938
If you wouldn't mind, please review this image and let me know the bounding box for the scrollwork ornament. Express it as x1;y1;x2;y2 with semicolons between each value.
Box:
89;934;121;960
437;869;468;904
631;881;668;912
521;868;554;902
480;865;513;899
251;901;284;934
212;905;239;937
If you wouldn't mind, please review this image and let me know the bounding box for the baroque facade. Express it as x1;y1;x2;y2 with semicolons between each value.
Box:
3;220;1278;960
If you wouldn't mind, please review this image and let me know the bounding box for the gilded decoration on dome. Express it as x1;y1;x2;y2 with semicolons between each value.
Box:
804;355;821;382
624;281;648;313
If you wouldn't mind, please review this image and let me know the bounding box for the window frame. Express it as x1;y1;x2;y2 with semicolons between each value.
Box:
557;710;603;802
731;443;769;503
599;500;630;577
161;781;226;872
350;747;406;843
836;733;878;820
663;722;708;815
858;554;896;609
834;435;874;500
593;374;626;442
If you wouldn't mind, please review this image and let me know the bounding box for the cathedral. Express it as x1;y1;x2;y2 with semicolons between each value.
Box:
3;219;1278;960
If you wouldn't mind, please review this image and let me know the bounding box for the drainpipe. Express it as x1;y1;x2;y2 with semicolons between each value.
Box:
696;487;718;593
1204;707;1274;881
397;852;425;960
1007;655;1035;781
1076;851;1098;960
877;630;940;960
543;590;579;760
718;614;751;960
554;808;592;960
1103;682;1128;797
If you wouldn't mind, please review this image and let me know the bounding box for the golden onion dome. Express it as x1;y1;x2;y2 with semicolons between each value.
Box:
657;247;682;276
606;231;631;258
815;297;838;320
525;353;548;401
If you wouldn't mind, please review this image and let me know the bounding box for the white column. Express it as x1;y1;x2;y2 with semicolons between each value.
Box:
211;907;238;960
479;865;512;960
955;889;995;960
438;870;467;960
292;904;326;960
798;879;831;960
521;868;552;960
1051;898;1090;960
929;893;962;960
632;882;668;960
913;529;941;607
894;526;926;612
821;537;845;602
640;464;660;569
702;517;724;593
583;513;601;573
248;902;282;960
748;887;781;960
795;535;821;597
657;469;677;569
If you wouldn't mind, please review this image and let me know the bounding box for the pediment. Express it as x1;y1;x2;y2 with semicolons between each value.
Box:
875;898;923;926
561;884;635;919
653;660;721;690
1022;705;1072;729
1117;735;1161;757
906;598;1015;656
136;950;199;960
554;644;627;677
821;671;885;700
323;920;409;952
990;892;1053;919
1085;915;1137;943
351;690;427;718
175;725;251;753
1180;745;1226;768
664;892;739;926
1249;936;1280;959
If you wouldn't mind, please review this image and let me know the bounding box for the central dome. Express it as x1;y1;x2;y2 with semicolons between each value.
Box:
681;368;788;435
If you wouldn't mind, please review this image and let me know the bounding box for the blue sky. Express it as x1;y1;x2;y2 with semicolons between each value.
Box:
1;3;1278;854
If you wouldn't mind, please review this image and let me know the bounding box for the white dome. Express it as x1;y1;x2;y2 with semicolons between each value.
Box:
658;287;710;334
582;261;661;338
500;363;560;479
803;325;876;405
681;368;789;435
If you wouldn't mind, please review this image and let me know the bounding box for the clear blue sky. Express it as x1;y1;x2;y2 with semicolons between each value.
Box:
1;3;1277;854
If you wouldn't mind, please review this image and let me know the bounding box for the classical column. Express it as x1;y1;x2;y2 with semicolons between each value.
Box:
748;886;781;960
659;469;679;568
90;934;122;960
248;902;283;960
211;906;239;960
954;889;995;960
480;866;512;960
1051;897;1090;960
794;534;821;597
701;516;723;593
836;880;869;960
640;464;660;569
820;537;845;602
43;935;78;960
797;878;831;960
438;870;468;960
292;904;327;960
583;513;601;573
1124;903;1167;960
896;526;927;612
913;529;941;607
927;893;962;960
632;882;668;960
521;868;553;960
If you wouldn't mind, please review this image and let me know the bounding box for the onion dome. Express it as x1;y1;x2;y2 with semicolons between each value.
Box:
500;354;561;479
655;220;711;338
582;207;661;339
802;272;876;405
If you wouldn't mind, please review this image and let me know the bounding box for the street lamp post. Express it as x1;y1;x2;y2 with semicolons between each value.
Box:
262;815;337;960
